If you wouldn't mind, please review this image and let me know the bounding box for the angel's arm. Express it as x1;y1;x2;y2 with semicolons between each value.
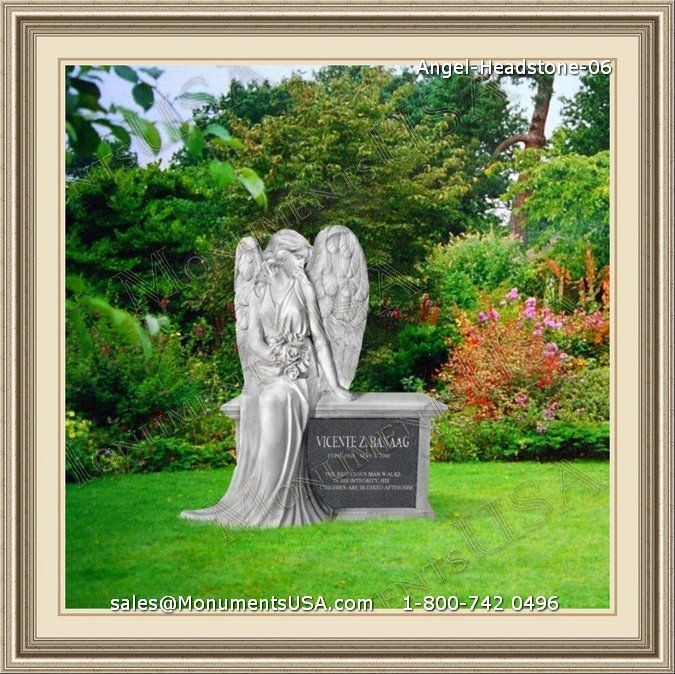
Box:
245;293;269;362
300;278;346;394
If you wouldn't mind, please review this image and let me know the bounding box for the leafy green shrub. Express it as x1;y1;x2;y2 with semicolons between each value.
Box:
391;323;448;388
431;416;609;462
65;411;99;481
66;305;215;460
67;410;237;480
556;365;610;423
431;415;522;462
125;436;235;473
68;324;198;426
517;421;609;460
425;230;533;314
400;376;427;393
353;322;448;392
352;341;395;392
180;408;237;449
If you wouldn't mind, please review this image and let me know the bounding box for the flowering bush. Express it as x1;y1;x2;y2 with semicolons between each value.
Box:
436;288;609;444
437;290;575;422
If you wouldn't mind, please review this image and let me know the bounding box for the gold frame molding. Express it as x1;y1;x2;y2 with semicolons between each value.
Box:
1;1;672;671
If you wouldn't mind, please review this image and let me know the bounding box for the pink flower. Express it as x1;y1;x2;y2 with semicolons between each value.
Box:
506;287;520;301
522;297;537;319
543;316;563;329
522;297;537;318
544;342;559;354
488;308;500;321
559;352;568;360
543;401;558;421
515;393;528;406
391;309;402;319
584;310;606;329
478;312;489;323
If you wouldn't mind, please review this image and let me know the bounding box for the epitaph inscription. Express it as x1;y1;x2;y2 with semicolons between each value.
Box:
307;417;419;508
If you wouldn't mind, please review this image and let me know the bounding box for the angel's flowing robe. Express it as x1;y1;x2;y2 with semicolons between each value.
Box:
180;276;333;527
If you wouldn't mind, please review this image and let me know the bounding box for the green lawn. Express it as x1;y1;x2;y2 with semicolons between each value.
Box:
66;461;610;609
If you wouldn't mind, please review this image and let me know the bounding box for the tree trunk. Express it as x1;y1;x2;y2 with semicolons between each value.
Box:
493;75;554;241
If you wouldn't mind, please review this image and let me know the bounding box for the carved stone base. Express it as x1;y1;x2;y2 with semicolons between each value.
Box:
221;392;446;522
335;506;436;521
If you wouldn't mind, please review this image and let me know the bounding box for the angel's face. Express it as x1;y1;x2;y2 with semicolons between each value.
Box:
281;248;309;277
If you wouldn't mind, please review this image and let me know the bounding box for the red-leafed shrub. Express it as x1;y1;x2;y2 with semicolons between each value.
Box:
436;288;609;427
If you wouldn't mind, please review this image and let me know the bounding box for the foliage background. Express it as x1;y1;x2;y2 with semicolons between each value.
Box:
65;65;610;480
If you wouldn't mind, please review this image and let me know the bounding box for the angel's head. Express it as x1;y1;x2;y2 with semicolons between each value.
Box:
262;229;312;280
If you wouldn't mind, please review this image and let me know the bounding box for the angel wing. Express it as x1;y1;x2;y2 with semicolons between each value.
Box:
234;236;263;387
307;225;369;390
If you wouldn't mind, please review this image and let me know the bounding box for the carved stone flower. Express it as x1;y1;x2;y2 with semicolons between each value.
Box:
266;334;309;379
265;338;285;365
284;364;300;380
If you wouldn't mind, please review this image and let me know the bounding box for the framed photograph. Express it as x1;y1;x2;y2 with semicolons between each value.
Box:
1;1;672;671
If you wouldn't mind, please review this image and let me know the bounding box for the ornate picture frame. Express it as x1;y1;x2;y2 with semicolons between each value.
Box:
1;1;672;671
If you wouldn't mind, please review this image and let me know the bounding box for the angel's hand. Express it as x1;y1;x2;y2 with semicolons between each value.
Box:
294;268;312;288
329;386;355;402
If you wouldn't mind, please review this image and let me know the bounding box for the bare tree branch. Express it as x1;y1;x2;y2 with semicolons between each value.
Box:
492;133;529;159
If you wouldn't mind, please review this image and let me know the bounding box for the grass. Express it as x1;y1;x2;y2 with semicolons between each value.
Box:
66;461;610;609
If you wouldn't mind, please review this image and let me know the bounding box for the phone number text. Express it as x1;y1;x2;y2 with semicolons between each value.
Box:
403;595;560;612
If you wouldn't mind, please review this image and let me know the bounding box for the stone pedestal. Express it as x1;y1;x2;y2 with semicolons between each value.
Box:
221;392;446;522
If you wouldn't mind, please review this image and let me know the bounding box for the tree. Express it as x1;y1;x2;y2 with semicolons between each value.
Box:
492;75;555;239
393;69;527;231
180;67;525;233
66;65;164;167
503;149;610;280
67;140;138;178
559;73;610;156
224;79;293;125
66;163;235;314
169;79;294;169
172;66;524;278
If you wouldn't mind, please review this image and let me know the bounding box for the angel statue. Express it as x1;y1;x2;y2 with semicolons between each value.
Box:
180;226;369;528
